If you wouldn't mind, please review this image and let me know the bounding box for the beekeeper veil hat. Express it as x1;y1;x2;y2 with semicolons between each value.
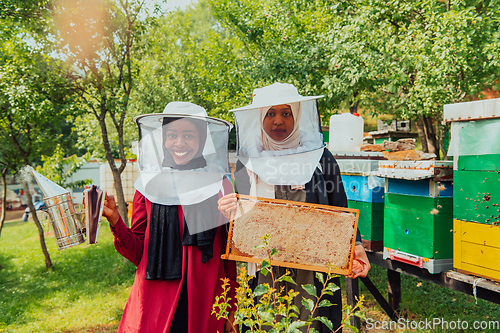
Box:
134;102;232;209
231;83;325;186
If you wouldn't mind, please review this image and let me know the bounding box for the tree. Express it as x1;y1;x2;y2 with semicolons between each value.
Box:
0;0;52;33
0;94;21;238
0;152;20;240
136;0;375;125
357;0;499;157
131;0;251;121
210;0;500;156
210;0;342;117
52;0;149;225
0;168;6;238
0;31;77;266
0;122;22;239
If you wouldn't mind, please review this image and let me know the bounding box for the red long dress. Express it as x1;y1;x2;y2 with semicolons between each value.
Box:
110;190;237;333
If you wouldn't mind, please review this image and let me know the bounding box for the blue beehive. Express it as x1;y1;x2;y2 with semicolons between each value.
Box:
335;154;386;251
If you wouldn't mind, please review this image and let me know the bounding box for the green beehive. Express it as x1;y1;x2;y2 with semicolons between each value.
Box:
457;154;500;172
384;193;453;260
453;170;500;224
372;160;454;273
445;100;500;279
454;153;500;224
347;200;384;251
335;155;386;251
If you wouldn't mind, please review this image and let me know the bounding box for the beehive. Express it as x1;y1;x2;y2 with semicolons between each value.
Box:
373;161;454;273
445;98;500;279
336;155;386;251
453;219;500;282
384;193;453;260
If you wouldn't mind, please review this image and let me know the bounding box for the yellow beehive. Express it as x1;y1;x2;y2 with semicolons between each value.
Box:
453;219;500;282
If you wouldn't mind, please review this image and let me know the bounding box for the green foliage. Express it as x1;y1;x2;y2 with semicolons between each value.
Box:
0;27;79;171
0;219;136;332
357;0;498;119
210;0;499;115
209;0;344;120
35;144;92;189
131;0;252;121
51;0;146;163
212;234;365;332
208;0;500;151
71;111;137;161
0;0;53;37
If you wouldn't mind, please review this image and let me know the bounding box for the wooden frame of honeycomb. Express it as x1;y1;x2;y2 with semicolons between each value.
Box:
222;194;359;275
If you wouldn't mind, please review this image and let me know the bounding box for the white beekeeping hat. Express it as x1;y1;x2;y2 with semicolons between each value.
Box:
231;83;325;186
133;102;233;233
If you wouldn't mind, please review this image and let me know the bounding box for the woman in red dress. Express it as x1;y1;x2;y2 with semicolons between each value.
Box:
102;102;237;333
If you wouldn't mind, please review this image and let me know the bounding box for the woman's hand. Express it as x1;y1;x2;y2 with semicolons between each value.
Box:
225;311;238;333
102;193;120;227
347;244;371;279
218;193;238;221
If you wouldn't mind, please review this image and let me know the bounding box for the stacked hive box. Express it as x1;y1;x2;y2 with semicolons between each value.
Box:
374;161;454;273
334;152;386;251
99;160;139;203
445;99;500;282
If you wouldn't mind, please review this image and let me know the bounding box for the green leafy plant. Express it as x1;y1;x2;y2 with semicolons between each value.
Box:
213;234;365;332
36;144;92;189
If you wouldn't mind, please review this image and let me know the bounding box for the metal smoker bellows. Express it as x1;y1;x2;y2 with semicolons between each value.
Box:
44;192;85;250
84;185;105;244
32;171;85;250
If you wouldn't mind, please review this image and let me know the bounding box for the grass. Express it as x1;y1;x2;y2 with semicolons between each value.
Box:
0;219;135;333
340;265;500;332
1;220;500;332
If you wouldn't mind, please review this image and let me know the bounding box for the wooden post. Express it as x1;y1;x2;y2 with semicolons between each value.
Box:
388;270;401;312
346;277;361;329
360;277;398;321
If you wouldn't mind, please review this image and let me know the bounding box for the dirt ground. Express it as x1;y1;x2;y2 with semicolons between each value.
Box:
3;210;24;222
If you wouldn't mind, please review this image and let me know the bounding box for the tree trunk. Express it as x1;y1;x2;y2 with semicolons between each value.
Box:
349;91;359;114
423;116;438;157
0;168;7;239
415;119;429;153
436;122;450;161
349;100;360;115
21;179;52;269
98;115;129;227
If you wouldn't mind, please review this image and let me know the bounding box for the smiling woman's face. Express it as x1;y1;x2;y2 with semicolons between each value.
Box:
164;118;200;165
262;104;295;141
